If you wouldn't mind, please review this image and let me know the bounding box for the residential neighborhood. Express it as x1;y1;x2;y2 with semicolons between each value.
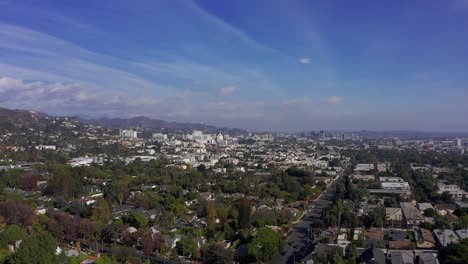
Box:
0;108;467;263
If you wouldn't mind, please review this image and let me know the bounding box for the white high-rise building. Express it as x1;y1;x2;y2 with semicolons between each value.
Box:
120;129;138;139
192;130;203;142
319;130;325;140
152;133;167;142
216;133;224;142
456;138;462;147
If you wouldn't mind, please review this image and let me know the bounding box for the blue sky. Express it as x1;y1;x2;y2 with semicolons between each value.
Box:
0;0;467;131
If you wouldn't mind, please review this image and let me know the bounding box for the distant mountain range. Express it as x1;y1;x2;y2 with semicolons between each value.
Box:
1;107;466;137
78;116;245;133
0;107;49;131
0;107;244;134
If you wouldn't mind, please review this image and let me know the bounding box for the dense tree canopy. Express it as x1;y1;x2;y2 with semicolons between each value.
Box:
202;243;234;264
0;225;26;249
439;238;468;264
6;232;60;264
248;228;284;262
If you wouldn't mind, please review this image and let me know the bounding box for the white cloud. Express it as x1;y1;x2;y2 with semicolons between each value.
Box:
0;76;79;101
0;76;161;114
299;57;310;64
219;86;237;95
326;96;344;105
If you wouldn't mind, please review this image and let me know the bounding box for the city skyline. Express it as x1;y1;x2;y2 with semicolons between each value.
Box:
1;0;468;132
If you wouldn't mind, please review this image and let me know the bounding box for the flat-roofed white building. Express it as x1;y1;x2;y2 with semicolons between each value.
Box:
437;182;468;200
36;145;56;150
376;162;390;172
354;163;375;172
379;177;411;191
353;174;375;181
381;182;411;191
380;177;405;183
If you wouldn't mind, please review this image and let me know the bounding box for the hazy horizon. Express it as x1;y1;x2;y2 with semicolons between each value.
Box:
1;1;468;132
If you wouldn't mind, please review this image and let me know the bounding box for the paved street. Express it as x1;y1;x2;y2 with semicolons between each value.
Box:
270;172;342;264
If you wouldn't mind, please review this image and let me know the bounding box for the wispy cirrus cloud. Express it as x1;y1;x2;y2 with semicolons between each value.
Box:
186;0;288;58
0;22;289;124
0;22;279;98
0;23;162;93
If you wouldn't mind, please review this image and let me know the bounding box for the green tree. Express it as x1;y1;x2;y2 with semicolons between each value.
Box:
202;243;234;264
94;254;117;264
123;212;148;228
176;236;197;257
435;215;449;229
207;200;217;230
457;215;468;229
345;243;357;264
313;249;328;264
0;225;26;248
222;222;234;240
252;208;276;228
7;232;60;264
331;247;345;264
110;244;138;263
439;238;468;264
424;208;437;217
104;179;129;206
362;207;386;228
248;228;284;263
91;198;112;224
237;198;252;230
49;165;77;199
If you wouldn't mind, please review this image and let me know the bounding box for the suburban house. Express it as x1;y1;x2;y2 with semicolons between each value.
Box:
416;228;436;249
389;250;414;264
386;208;403;222
389;239;412;250
418;252;440;264
359;247;386;264
433;229;459;247
400;202;425;227
434;203;456;216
